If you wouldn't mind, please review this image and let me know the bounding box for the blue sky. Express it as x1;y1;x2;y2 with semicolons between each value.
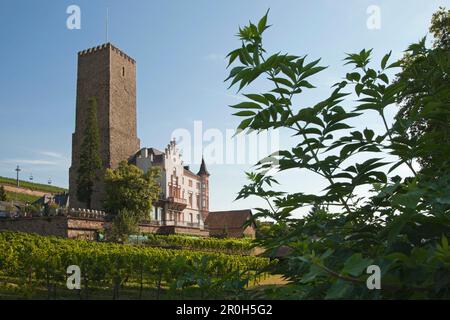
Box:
0;0;448;212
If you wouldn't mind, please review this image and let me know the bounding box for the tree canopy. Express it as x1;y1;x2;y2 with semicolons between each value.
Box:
104;161;160;220
76;97;102;209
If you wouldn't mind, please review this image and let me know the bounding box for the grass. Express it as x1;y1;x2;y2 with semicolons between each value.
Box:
5;191;41;204
0;176;66;194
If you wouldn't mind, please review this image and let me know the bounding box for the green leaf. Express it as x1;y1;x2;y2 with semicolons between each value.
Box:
271;87;291;95
300;264;326;283
381;51;392;69
279;63;297;83
436;196;450;205
226;49;240;67
363;128;375;141
391;191;422;209
230;101;262;110
233;110;256;117
301;58;321;72
386;61;401;69
342;253;373;277
236;118;252;131
299;66;327;81
272;77;294;88
440;235;449;250
240;45;253;65
225;66;246;82
355;83;364;97
346;72;361;82
297;80;316;89
378;73;389;84
243;94;269;106
325;279;353;299
258;9;270;33
323;123;353;135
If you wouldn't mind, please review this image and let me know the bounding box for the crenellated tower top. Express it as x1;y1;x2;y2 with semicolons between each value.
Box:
78;43;136;64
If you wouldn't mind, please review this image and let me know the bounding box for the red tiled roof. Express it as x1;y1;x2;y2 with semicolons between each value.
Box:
206;210;255;230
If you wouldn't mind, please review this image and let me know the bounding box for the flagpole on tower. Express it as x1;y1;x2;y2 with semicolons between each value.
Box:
106;7;109;43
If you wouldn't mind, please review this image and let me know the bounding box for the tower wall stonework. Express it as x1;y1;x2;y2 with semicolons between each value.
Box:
69;43;140;210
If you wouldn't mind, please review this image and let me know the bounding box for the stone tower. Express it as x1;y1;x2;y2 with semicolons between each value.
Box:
197;157;210;221
69;43;140;210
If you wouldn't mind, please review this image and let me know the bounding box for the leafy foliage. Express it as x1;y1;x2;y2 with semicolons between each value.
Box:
0;185;7;201
226;10;450;299
76;97;102;209
104;161;160;219
143;234;254;255
397;7;450;170
107;209;139;243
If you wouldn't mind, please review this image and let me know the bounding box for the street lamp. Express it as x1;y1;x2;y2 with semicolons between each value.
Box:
15;165;21;187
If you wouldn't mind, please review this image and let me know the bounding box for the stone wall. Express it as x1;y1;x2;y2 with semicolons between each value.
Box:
109;45;140;169
0;216;107;239
0;216;210;239
0;216;68;237
67;217;108;240
157;225;210;237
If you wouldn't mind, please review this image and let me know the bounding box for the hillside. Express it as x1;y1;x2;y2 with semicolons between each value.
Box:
0;176;66;194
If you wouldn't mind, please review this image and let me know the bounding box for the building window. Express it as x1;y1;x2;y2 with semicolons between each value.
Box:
189;193;193;207
196;195;200;209
197;182;200;189
122;67;125;77
189;179;193;187
189;213;193;223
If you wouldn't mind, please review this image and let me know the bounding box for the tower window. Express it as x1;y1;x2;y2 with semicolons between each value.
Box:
122;67;125;77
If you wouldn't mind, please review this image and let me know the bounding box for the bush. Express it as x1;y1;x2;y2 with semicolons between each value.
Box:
0;185;7;201
225;9;450;299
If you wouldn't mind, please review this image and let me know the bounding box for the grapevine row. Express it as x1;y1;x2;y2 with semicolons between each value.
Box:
0;232;274;299
142;234;255;255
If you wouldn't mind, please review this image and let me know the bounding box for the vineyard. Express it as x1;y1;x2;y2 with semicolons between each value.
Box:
0;232;275;300
0;176;67;194
142;234;255;255
5;191;40;203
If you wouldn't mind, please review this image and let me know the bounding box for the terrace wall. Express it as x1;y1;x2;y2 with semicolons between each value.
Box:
0;216;210;239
